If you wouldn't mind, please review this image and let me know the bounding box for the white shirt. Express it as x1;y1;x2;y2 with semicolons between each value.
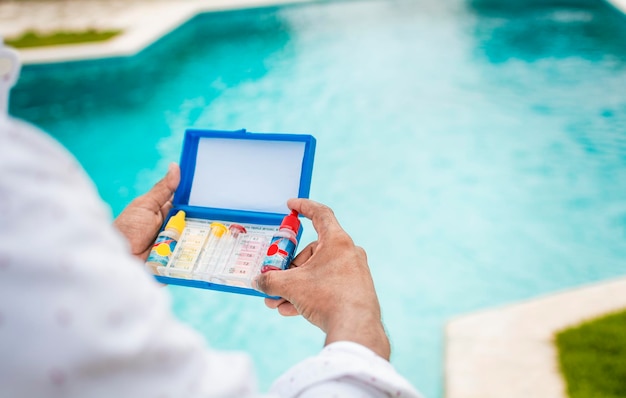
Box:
0;117;421;398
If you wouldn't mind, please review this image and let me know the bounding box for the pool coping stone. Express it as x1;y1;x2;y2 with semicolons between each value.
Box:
0;0;313;65
607;0;626;14
445;276;626;398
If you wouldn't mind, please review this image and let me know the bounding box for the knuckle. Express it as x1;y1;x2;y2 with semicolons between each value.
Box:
318;204;334;216
316;205;335;223
355;246;368;261
334;233;355;248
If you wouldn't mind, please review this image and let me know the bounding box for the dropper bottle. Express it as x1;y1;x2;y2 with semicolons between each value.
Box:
261;210;300;273
146;210;186;273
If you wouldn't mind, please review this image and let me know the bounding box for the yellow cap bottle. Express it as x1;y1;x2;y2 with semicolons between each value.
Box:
145;210;186;273
166;210;186;235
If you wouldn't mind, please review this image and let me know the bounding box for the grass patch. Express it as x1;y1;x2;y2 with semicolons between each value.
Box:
5;29;121;49
556;309;626;398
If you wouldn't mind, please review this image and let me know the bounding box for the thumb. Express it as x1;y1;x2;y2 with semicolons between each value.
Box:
253;269;296;298
147;163;180;206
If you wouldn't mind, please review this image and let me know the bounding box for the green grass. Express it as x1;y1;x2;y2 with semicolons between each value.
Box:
5;29;121;49
556;309;626;398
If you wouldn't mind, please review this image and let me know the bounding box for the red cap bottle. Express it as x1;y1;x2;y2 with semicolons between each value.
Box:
280;210;300;234
261;210;300;273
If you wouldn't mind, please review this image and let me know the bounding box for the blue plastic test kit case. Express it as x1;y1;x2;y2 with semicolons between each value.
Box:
152;128;316;297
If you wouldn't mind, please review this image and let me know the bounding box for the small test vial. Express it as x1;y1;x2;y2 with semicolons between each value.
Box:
261;210;300;273
210;224;248;281
223;224;247;266
195;222;228;274
145;210;186;273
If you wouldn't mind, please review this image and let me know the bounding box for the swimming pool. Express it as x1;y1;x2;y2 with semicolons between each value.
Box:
10;0;626;396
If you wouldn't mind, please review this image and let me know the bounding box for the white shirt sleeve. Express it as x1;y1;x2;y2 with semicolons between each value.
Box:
273;342;422;398
0;118;421;398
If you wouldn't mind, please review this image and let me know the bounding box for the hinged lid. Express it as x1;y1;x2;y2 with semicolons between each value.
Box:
174;129;316;215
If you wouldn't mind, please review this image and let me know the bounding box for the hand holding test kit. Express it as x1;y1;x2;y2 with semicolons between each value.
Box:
145;129;316;297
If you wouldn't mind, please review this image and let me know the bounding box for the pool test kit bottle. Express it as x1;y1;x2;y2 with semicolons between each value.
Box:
261;210;300;273
145;210;186;273
145;128;316;298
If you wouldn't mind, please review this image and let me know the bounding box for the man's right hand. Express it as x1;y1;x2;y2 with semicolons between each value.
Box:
254;198;391;360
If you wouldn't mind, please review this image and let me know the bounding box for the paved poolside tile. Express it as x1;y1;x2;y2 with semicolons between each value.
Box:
0;0;311;64
446;276;626;398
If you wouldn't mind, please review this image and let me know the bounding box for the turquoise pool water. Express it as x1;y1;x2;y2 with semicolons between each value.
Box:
10;0;626;396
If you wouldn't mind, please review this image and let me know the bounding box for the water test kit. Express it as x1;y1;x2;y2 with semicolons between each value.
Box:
145;128;316;297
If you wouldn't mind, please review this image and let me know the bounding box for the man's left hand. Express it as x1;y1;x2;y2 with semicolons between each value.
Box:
114;163;180;261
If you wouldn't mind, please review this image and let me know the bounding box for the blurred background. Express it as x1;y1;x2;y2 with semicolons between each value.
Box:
4;0;626;397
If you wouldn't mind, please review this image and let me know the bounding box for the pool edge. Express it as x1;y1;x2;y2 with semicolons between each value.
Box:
444;275;626;398
604;0;626;16
10;0;316;65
